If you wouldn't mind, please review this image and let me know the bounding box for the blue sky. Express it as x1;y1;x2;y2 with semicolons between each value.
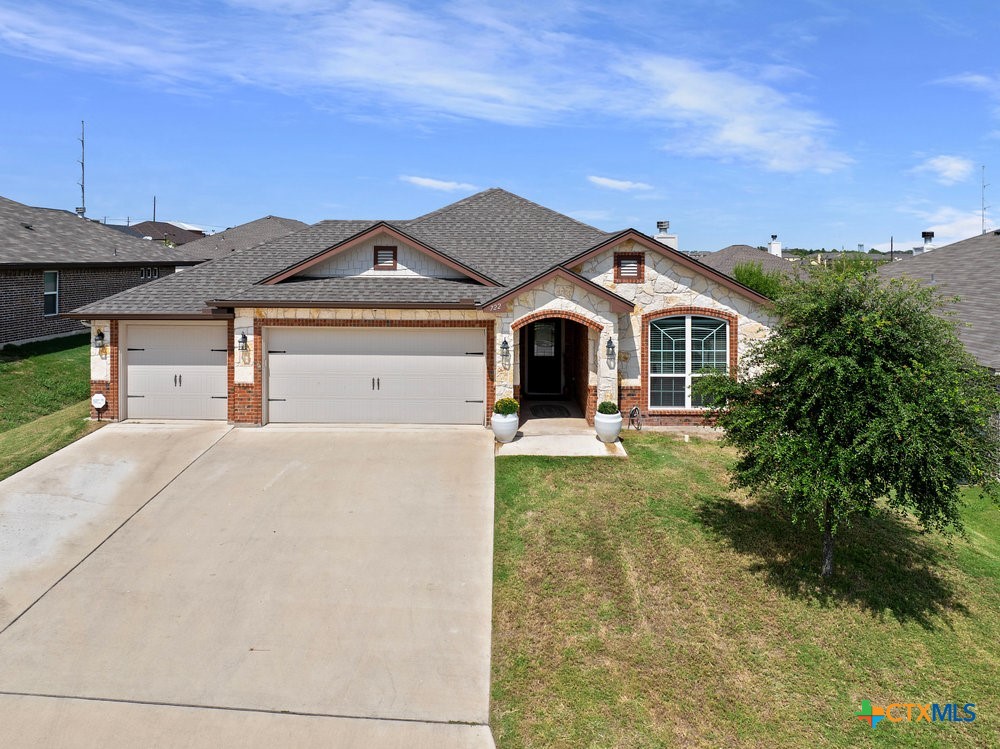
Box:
1;1;997;251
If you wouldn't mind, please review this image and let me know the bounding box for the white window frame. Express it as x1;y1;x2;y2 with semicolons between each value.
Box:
43;270;59;317
648;314;729;410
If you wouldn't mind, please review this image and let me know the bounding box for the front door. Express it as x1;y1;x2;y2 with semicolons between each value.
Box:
526;320;562;395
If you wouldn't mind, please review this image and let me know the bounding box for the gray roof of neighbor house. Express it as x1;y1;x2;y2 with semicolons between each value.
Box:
177;215;309;261
0;195;200;267
68;188;766;318
879;229;1000;371
129;220;205;246
699;244;797;277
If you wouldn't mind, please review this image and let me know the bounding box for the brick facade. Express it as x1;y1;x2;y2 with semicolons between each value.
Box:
90;320;119;420
1;266;175;346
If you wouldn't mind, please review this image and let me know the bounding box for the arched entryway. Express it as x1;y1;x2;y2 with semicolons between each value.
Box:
511;311;601;425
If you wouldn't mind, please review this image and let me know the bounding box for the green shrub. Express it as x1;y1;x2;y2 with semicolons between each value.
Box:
597;401;619;415
732;261;787;299
494;398;520;415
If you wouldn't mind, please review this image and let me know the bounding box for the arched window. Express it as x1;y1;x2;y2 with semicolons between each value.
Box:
649;315;728;408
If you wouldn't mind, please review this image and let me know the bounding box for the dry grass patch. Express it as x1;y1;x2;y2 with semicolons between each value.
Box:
492;433;998;748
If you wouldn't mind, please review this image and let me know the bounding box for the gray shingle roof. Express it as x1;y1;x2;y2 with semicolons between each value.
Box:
699;244;797;277
879;230;1000;371
0;195;200;266
68;189;648;317
214;277;497;306
129;221;205;245
177;215;309;261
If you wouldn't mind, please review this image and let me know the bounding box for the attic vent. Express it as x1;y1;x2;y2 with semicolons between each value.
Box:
614;252;645;283
373;245;397;270
22;223;34;230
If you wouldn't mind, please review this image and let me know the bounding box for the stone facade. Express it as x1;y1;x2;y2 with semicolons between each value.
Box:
91;237;773;428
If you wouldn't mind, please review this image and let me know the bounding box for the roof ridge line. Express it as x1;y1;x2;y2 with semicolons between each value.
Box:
405;187;501;226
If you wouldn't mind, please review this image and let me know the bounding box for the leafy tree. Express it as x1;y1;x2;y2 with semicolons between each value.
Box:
732;261;788;299
697;265;1000;579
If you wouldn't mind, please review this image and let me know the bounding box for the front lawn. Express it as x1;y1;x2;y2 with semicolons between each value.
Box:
0;334;102;480
492;433;998;748
0;334;91;432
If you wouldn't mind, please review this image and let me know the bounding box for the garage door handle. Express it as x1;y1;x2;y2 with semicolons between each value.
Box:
178;374;182;387
377;377;380;390
174;374;177;387
372;377;375;390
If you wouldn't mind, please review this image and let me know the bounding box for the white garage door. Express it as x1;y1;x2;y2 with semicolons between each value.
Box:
125;324;228;420
266;327;486;424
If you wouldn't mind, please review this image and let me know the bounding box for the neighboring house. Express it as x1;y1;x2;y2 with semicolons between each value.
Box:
103;224;146;240
129;221;205;246
69;189;774;426
699;244;797;277
879;229;1000;374
176;216;308;261
0;196;202;347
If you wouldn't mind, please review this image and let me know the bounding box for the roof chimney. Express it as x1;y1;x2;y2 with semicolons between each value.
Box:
655;220;678;250
913;230;936;255
767;234;782;257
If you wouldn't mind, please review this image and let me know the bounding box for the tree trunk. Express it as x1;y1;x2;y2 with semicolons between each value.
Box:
821;499;834;579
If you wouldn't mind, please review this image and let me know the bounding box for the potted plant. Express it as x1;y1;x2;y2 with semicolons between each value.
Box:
491;398;520;443
594;400;623;443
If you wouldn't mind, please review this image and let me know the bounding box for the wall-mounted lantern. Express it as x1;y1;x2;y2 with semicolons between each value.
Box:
499;338;511;368
605;337;616;358
93;329;105;349
238;332;249;351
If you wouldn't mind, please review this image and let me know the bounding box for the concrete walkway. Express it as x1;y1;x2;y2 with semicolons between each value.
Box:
495;405;627;457
0;423;495;747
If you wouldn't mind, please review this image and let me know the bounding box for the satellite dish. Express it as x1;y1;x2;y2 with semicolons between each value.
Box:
91;393;107;410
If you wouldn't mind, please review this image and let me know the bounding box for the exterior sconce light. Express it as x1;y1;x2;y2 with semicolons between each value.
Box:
238;332;249;351
499;338;511;367
93;329;105;348
606;337;616;358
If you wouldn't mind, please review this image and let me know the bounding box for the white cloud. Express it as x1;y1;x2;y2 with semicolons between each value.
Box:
911;155;975;185
399;175;478;191
889;203;994;249
587;176;653;191
937;72;1000;117
0;1;850;172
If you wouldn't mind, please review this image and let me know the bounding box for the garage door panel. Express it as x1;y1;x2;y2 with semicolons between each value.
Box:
126;324;228;420
266;327;486;425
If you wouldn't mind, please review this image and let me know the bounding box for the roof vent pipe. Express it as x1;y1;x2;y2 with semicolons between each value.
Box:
655;220;678;250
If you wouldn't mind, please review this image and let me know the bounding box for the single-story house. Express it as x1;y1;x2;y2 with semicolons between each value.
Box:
0;196;203;347
698;244;797;277
68;189;775;426
175;215;308;261
129;221;205;246
879;229;1000;374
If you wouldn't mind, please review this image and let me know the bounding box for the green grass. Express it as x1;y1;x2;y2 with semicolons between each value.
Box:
492;433;999;748
0;334;91;432
0;400;103;481
0;334;102;480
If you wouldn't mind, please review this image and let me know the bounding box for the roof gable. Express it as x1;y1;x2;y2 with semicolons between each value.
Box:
484;267;634;313
564;230;773;305
261;222;498;286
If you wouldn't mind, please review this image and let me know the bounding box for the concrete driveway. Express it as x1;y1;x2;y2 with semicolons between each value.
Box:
0;423;495;748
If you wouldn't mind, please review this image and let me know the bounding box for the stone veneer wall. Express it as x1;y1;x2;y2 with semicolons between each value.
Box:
573;239;775;426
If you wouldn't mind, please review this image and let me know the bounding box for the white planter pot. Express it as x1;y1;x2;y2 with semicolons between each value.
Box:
491;412;520;443
594;411;623;443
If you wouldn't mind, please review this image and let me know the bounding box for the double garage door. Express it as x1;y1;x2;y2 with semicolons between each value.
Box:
122;323;486;425
266;327;486;425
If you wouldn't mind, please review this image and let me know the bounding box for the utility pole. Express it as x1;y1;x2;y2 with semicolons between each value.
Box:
983;165;990;235
153;195;157;222
76;120;86;218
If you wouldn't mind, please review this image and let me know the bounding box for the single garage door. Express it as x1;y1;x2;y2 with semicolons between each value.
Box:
125;323;228;420
266;327;486;424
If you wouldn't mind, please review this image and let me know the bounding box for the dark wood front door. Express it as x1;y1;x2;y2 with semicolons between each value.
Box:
526;320;562;395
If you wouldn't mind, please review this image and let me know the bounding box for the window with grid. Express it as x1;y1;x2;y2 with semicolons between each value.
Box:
43;271;59;316
373;246;397;270
649;315;728;408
